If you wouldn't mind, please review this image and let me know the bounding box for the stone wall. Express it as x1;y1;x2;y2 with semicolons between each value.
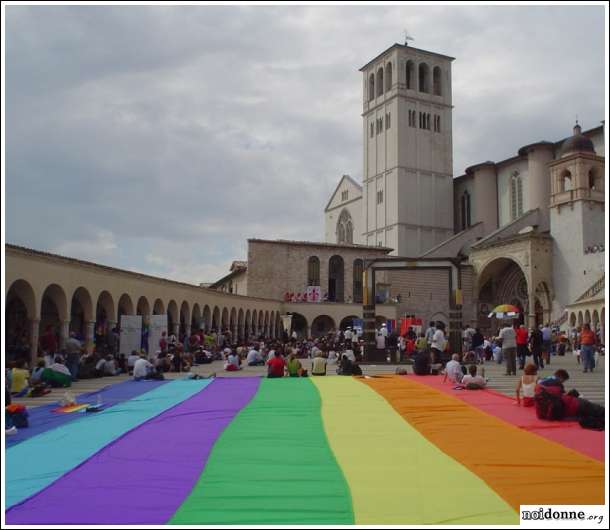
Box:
247;239;391;301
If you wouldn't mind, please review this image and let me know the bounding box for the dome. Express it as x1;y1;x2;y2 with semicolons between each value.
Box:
560;123;595;157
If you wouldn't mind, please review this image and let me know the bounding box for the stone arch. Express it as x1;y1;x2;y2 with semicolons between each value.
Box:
588;166;603;191
385;61;392;92
238;308;245;341
39;284;69;350
264;311;270;337
5;279;37;363
212;306;220;331
418;62;430;93
534;281;553;326
340;315;359;330
432;66;442;95
561;169;573;192
276;313;282;339
117;293;135;321
328;255;345;302
405;60;414;89
95;290;115;336
167;300;179;335
221;307;229;331
584;309;591;324
577;311;583;326
258;310;264;336
230;307;237;339
376;66;384;97
251;309;258;335
429;311;450;328
180;301;190;338
202;304;211;331
137;296;151;319
592;309;599;329
191;303;202;330
368;73;375;100
290;312;308;338
311;315;336;338
153;298;165;315
70;286;93;338
245;309;251;338
569;312;576;327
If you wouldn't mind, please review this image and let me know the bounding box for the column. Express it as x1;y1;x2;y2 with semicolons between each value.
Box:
363;269;378;361
30;318;40;366
528;291;537;329
306;326;312;340
60;319;70;350
86;320;96;353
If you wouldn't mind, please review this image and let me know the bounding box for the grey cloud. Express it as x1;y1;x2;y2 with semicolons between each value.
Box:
5;5;605;283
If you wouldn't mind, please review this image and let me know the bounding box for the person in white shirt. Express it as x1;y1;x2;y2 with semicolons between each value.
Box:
344;327;353;341
461;364;487;388
430;323;446;364
344;348;356;362
49;356;71;377
351;330;359;345
376;331;386;350
425;322;436;345
380;324;388;337
133;355;155;380
499;324;517;375
127;350;141;371
443;354;463;384
311;352;327;376
247;347;264;366
225;353;241;371
327;350;338;365
291;330;298;340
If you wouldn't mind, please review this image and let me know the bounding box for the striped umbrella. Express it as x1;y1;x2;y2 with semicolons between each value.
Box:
488;304;521;319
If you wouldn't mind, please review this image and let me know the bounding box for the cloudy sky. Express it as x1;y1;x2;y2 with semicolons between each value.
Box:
5;4;606;284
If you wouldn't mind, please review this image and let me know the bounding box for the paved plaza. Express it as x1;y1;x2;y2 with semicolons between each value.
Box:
14;352;605;409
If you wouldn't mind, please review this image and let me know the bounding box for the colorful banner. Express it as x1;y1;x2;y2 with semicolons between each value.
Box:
5;376;604;525
306;285;321;303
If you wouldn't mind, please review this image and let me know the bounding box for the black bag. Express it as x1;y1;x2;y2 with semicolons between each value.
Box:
351;364;362;376
534;388;565;420
579;416;604;431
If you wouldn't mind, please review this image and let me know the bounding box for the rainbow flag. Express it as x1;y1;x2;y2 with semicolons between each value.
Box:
51;403;90;414
5;377;604;525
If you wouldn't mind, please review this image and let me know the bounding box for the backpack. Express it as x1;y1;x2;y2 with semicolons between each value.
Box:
534;387;565;420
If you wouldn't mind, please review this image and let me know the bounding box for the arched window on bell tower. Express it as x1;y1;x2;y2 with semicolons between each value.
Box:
376;67;384;97
369;73;375;101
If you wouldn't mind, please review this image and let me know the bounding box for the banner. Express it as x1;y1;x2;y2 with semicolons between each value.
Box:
119;315;142;356
281;314;293;333
148;314;168;358
306;286;321;303
353;318;363;336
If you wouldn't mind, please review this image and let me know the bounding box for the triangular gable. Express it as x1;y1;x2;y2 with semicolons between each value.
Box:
324;174;363;212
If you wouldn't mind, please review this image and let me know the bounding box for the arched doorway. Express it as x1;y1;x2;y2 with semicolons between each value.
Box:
340;315;359;330
70;287;93;340
167;300;178;336
328;255;345;302
476;257;529;333
153;298;165;315
311;315;336;338
40;284;68;351
117;293;135;322
95;291;115;349
191;303;202;331
5;279;36;365
212;306;220;331
180;301;190;340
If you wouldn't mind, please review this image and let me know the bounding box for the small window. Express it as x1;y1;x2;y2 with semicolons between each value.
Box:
370;123;374;138
386;112;391;129
341;190;348;201
377;241;383;247
377;190;384;204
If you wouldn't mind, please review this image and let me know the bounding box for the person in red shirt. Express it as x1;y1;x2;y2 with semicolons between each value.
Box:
159;331;168;353
515;324;529;370
579;323;597;373
267;352;285;378
39;325;58;360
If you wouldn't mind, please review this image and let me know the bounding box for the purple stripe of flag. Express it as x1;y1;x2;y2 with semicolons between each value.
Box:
6;377;261;525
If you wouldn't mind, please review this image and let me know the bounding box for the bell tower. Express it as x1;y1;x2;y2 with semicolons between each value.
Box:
548;122;605;311
360;42;455;256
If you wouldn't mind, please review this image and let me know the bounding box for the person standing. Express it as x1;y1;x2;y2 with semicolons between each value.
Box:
515;324;529;370
499;322;517;376
579;323;597;373
65;332;83;381
425;321;436;346
529;326;544;369
430;322;446;365
39;325;58;366
541;323;552;366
